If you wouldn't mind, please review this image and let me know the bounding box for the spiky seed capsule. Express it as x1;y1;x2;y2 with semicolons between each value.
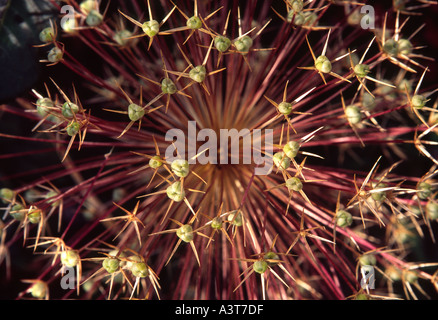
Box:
411;94;427;109
161;78;177;95
345;105;362;124
289;11;316;26
176;224;194;242
86;10;103;27
47;47;63;63
355;293;371;300
128;103;145;121
28;209;41;224
36;98;54;116
187;16;202;29
227;210;243;226
283;141;300;159
39;27;55;43
211;217;222;229
286;177;303;192
142;20;159;37
171;159;189;178
383;39;399;56
10;204;24;221
214;35;231;52
354;64;370;78
131;262;149;278
335;210;353;228
0;188;14;203
315;55;332;73
397;38;413;55
253;260;269;274
102;257;120;273
278;101;293;115
62;102;79;118
61;249;80;268
149;155;163;169
273;152;291;170
66;121;80;136
417;182;432;200
166;181;185;202
426;201;438;220
113;29;133;47
234;35;253;54
189;65;207;83
359;254;376;266
264;251;280;266
30;282;47;299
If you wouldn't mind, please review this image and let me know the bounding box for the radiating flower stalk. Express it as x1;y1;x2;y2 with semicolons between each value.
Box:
1;0;438;300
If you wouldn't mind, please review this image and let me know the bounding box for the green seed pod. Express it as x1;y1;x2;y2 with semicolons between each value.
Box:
47;47;63;63
386;266;401;281
286;177;303;192
398;79;412;95
273;152;291;170
371;183;387;203
166;181;185;202
61;249;80;268
411;94;427;109
355;293;371;300
102;257;120;273
80;0;97;14
359;253;376;266
113;29;133;46
283;141;300;159
345;105;362;124
417;182;432;200
278;101;293;115
253;260;268;274
361;92;376;110
227;210;243;226
149;155;163;169
234;35;253;54
28;210;41;224
405;270;418;284
397;38;413;55
36;97;54;116
62;102;79;118
302;12;318;26
353;64;370;78
45;190;61;207
426;200;438;220
289;0;304;13
61;18;77;33
315;55;332;74
176;224;194;243
128;103;145;121
161;78;177;95
66;121;80;136
131;262;149;278
383;38;399;56
171;159;190;178
86;10;103;27
187;16;202;29
336;210;353;228
214;35;231;52
142;20;160;37
10;204;24;221
30;281;47;299
263;251;280;266
39;27;56;43
189;65;207;83
211;217;222;229
0;188;14;203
